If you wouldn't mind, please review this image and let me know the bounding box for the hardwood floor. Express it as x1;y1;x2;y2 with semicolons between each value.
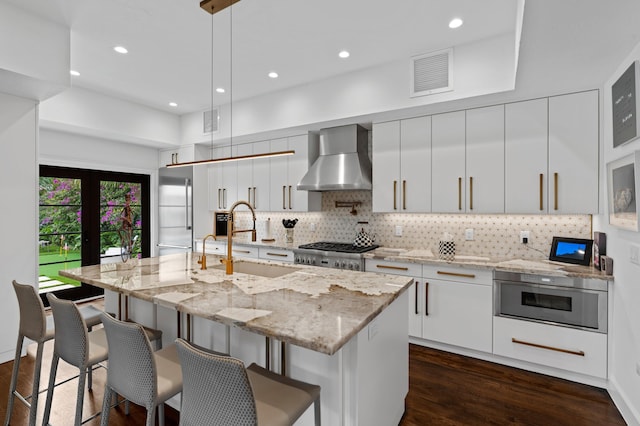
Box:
0;300;625;425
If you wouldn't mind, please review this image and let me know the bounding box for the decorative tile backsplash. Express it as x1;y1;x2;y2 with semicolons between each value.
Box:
232;191;592;261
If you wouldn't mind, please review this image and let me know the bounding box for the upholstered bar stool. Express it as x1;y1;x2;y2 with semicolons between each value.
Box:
41;294;110;426
4;280;103;426
175;338;321;426
99;313;182;426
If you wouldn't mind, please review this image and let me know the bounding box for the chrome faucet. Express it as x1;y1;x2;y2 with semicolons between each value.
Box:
198;233;217;270
224;200;257;274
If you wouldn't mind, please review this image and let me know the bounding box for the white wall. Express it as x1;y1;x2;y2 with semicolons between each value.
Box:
597;42;640;425
0;92;38;363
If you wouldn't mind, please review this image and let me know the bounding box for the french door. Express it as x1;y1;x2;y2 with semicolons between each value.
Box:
38;165;150;303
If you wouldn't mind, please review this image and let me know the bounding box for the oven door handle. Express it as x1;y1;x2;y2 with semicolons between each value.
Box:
511;338;585;356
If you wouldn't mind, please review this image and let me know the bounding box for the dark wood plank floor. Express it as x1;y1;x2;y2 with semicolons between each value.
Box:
0;300;626;425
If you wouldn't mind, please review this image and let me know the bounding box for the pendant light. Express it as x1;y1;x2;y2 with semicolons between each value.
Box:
167;0;295;168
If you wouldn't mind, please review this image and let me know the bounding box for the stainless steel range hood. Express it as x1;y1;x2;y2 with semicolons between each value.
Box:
297;124;372;191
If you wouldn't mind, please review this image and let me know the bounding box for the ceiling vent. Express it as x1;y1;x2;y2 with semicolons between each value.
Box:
411;48;453;97
203;108;219;134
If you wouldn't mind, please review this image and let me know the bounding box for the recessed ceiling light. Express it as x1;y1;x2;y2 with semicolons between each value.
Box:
449;18;463;29
70;70;80;77
114;46;128;54
169;102;178;107
338;50;350;59
216;87;225;93
268;71;279;79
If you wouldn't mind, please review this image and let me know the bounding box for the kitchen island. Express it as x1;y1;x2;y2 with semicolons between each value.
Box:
60;252;412;425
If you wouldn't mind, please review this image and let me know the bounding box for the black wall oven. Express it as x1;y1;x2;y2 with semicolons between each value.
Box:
494;271;607;333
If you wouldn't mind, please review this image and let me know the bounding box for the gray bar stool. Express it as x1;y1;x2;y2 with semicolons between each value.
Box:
41;293;109;426
175;338;321;426
99;313;182;426
4;280;102;426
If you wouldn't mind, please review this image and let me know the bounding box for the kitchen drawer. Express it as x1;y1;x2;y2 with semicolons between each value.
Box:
258;247;294;263
422;265;492;285
229;245;259;259
493;316;607;379
195;240;226;255
365;259;422;277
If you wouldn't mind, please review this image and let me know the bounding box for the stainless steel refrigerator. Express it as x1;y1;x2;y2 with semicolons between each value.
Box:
158;166;193;256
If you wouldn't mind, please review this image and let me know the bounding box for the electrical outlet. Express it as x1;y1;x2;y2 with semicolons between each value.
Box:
310;223;316;232
465;228;474;241
520;231;530;244
630;244;640;265
394;225;402;237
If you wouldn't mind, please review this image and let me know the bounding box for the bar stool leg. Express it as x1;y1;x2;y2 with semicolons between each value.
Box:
42;354;60;426
74;367;87;426
4;335;24;426
29;341;46;426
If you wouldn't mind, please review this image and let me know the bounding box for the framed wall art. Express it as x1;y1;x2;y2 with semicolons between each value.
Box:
612;60;640;148
607;151;640;231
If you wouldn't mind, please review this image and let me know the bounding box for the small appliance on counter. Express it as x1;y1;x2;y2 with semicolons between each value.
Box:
549;236;593;266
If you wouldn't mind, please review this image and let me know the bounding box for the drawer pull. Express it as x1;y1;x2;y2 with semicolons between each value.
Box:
234;250;251;254
376;264;409;271
414;281;419;315
436;271;476;279
425;281;429;316
511;338;585;357
266;252;288;257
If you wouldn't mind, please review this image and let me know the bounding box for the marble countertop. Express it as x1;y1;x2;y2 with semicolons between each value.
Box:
59;253;412;355
365;248;612;281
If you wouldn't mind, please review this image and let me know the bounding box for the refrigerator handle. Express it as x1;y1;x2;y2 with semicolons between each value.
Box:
185;178;192;230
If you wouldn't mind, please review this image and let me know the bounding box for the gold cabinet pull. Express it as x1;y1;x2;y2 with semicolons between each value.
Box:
469;176;473;210
376;264;409;271
539;173;544;211
288;185;292;210
458;177;462;210
234;249;251;254
223;188;227;209
436;270;476;279
512;338;585;357
282;186;286;210
554;172;559;210
402;180;407;210
266;252;288;257
414;281;419;315
425;281;429;316
248;187;251;204
393;180;397;210
218;188;222;209
253;187;257;209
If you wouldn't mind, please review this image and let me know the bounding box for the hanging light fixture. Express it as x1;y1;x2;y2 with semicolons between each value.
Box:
168;0;295;168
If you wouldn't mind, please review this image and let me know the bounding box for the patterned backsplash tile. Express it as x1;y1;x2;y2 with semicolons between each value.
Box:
232;191;592;261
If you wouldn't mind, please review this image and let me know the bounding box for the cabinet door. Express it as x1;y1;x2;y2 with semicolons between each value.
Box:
208;145;231;210
252;140;270;211
422;279;493;353
269;138;289;211
408;278;424;338
505;98;549;213
548;90;599;214
466;105;505;213
288;134;320;212
235;143;253;207
159;146;195;168
372;121;401;212
401;117;431;212
432;111;466;212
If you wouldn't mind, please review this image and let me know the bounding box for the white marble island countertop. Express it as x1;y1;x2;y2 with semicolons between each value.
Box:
59;253;412;355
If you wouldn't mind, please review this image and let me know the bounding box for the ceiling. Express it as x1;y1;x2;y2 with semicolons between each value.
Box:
3;0;640;117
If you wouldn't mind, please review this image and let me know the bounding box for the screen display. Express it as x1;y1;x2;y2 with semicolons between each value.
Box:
555;241;587;260
549;237;593;266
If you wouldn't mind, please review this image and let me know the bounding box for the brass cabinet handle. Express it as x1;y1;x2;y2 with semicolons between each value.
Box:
436;270;476;279
376;264;409;271
253;187;257;209
234;249;251;254
288;186;292;210
223;188;227;209
393;180;397;210
425;281;429;316
171;153;175;164
458;177;462;210
282;186;286;210
539;173;544;211
554;172;559;211
248;187;251;204
218;188;222;209
414;280;419;315
402;180;407;210
512;338;585;357
469;176;473;210
266;252;289;257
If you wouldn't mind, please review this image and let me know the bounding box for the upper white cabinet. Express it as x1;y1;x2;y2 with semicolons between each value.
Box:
372;117;431;212
505;98;549;213
548;90;599;214
235;140;270;211
269;134;321;212
159;145;197;168
431;111;467;212
207;144;236;210
465;105;505;213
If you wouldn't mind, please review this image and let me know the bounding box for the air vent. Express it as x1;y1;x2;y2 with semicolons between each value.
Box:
411;48;453;97
203;108;219;134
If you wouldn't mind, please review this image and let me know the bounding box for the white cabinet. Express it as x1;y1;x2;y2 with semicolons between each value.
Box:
159;145;196;168
432;111;466;212
235;140;270;211
505;98;549;213
421;266;493;353
465;105;505;213
207;144;237;210
258;247;294;263
548;90;599;213
372;117;431;212
408;279;425;338
269;134;321;212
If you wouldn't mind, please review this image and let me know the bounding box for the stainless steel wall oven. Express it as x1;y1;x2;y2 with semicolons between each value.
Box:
494;271;607;333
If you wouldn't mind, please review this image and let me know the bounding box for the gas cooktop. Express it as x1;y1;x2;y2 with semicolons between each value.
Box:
297;242;379;254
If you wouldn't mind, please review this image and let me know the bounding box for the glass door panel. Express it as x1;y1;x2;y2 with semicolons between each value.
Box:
100;181;143;263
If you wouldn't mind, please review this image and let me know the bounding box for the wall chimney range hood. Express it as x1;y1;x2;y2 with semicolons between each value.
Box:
297;124;372;191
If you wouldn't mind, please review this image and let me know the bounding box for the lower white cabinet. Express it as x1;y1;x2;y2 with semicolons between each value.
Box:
493;316;607;379
258;247;294;262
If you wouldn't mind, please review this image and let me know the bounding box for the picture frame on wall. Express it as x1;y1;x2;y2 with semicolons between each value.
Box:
607;151;640;231
612;60;640;148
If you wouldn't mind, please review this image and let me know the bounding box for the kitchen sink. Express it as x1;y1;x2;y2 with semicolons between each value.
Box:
211;261;299;278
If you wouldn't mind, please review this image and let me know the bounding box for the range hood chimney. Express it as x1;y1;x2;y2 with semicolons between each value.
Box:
297;124;372;191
